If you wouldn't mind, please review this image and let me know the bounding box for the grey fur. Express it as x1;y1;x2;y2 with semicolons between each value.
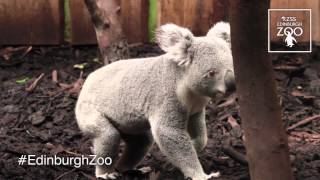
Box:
75;22;234;180
207;21;231;44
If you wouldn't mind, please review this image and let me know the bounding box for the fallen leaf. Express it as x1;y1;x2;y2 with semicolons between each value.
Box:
16;77;29;84
92;58;102;64
73;63;87;70
29;111;46;125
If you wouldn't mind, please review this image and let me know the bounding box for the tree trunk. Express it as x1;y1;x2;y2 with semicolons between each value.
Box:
84;0;129;64
229;1;294;180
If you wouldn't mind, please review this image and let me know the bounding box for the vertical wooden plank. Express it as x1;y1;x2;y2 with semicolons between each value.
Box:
317;1;320;44
183;0;201;35
212;0;229;24
183;0;215;36
158;0;228;36
307;0;320;44
270;0;288;8
194;0;216;35
0;0;63;45
69;0;97;44
157;0;185;26
120;0;149;43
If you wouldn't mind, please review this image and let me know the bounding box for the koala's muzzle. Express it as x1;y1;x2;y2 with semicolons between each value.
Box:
224;70;236;93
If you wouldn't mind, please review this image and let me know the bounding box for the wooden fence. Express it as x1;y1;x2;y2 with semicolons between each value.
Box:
0;0;64;44
0;0;319;45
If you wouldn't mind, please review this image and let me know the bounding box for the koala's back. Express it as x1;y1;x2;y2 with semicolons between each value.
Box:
76;56;178;134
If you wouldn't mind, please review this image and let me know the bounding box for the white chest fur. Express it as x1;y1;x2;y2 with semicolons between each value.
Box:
176;83;210;115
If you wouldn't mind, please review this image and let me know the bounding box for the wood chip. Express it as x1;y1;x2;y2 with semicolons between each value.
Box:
52;70;58;84
227;116;240;129
291;90;315;99
221;145;248;166
217;93;237;109
274;65;301;72
26;73;45;92
287;114;320;132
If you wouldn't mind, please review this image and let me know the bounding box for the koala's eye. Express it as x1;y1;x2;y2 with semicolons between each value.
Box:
204;70;216;78
208;70;215;77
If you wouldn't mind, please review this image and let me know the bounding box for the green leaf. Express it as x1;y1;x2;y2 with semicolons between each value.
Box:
73;63;87;70
16;77;29;84
92;58;102;64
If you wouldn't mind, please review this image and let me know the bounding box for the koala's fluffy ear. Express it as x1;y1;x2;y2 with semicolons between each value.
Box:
207;21;231;43
156;24;194;66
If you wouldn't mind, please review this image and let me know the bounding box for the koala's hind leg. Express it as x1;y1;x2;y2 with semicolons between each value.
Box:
92;119;121;179
188;110;208;153
116;131;154;172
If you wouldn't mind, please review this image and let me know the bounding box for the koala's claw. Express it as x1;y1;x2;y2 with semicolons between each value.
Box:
137;166;152;174
96;172;120;180
107;172;119;179
207;171;221;179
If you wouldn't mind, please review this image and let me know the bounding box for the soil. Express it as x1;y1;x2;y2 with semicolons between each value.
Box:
0;44;320;180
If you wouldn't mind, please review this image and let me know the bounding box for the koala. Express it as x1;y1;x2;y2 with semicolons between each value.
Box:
75;22;235;180
207;21;231;45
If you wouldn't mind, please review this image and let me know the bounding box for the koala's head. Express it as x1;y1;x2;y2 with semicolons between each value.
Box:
156;22;235;98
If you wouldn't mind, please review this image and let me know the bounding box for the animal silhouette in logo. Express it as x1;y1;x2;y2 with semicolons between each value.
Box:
284;28;297;48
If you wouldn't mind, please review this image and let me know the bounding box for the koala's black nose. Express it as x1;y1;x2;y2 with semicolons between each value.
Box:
224;70;236;92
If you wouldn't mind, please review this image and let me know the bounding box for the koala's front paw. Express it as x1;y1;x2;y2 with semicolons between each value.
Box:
96;172;120;180
187;171;221;180
206;171;221;179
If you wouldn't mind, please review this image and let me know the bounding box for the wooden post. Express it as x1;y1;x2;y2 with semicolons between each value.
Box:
229;0;294;180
